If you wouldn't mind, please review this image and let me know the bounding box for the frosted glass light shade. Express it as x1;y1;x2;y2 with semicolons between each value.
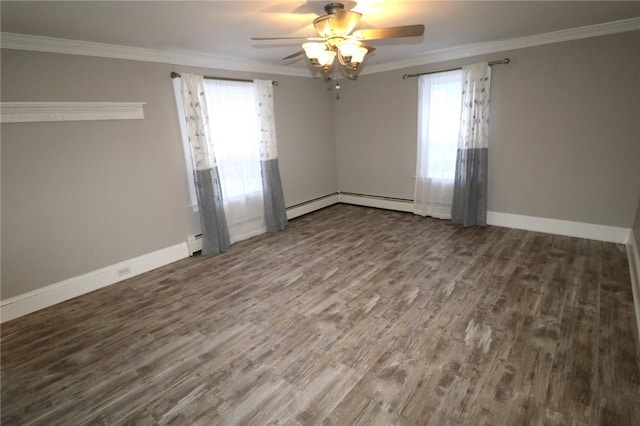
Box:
302;42;327;60
317;50;336;67
349;47;367;64
338;40;367;64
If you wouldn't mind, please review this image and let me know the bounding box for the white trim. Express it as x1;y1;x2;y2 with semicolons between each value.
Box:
1;195;634;324
336;193;631;244
0;32;310;78
338;193;413;213
361;17;640;75
286;194;339;220
3;17;639;78
0;243;189;323
627;230;640;344
486;211;630;244
0;102;145;123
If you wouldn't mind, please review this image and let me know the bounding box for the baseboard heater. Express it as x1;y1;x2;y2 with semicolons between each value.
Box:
186;194;340;256
186;192;411;255
186;233;203;256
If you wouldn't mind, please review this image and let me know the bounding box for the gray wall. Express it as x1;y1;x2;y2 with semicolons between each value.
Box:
1;50;338;299
274;76;338;205
335;31;640;227
3;31;640;301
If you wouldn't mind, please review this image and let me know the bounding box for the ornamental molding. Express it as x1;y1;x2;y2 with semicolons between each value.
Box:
0;32;311;78
0;102;146;123
1;17;638;77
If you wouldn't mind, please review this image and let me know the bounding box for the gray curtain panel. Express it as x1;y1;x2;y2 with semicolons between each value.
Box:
452;147;488;226
451;63;491;227
254;79;287;232
261;158;287;231
194;168;231;255
179;73;231;254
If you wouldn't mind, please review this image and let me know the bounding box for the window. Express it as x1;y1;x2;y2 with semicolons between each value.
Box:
203;80;261;199
173;78;266;243
417;69;462;180
413;69;463;219
203;80;265;243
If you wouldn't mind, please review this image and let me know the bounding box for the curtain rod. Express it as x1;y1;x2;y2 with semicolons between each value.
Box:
402;58;510;79
170;71;278;86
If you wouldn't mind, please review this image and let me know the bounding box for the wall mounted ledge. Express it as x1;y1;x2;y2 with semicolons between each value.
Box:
0;102;146;123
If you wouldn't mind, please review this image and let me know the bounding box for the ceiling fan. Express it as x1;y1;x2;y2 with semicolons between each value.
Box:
251;2;425;75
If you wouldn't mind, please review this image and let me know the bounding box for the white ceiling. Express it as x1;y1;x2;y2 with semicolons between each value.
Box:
2;1;639;75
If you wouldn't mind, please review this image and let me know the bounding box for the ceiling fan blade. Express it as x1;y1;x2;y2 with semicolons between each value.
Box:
251;36;312;41
360;42;376;54
352;24;425;40
282;50;305;60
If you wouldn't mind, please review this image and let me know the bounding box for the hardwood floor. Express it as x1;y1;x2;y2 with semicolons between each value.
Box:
2;205;639;425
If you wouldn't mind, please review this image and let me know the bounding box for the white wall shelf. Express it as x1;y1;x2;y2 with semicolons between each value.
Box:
0;102;146;123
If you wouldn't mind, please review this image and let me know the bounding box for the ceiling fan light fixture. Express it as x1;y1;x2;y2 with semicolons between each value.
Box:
254;3;425;76
317;50;337;70
303;42;337;71
302;42;326;60
337;39;367;66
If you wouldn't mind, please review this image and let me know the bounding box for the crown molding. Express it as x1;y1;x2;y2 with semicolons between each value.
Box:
2;16;639;78
361;16;640;75
0;102;146;123
0;32;311;78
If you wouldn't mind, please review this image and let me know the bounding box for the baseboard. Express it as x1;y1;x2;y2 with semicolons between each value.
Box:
336;193;631;244
0;193;339;322
0;242;189;323
627;230;640;344
338;192;414;213
2;195;632;324
486;211;630;244
286;193;339;220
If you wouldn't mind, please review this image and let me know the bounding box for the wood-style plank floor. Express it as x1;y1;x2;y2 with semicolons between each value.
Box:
2;205;639;425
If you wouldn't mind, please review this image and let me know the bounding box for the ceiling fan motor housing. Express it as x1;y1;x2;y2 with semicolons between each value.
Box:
313;3;362;39
324;3;345;14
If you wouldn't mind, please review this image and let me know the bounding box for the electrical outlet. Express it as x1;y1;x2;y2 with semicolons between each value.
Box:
117;266;132;277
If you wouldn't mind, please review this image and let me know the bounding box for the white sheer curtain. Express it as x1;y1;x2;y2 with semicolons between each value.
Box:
254;79;287;232
204;79;266;243
413;69;463;219
175;73;230;255
452;62;492;226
